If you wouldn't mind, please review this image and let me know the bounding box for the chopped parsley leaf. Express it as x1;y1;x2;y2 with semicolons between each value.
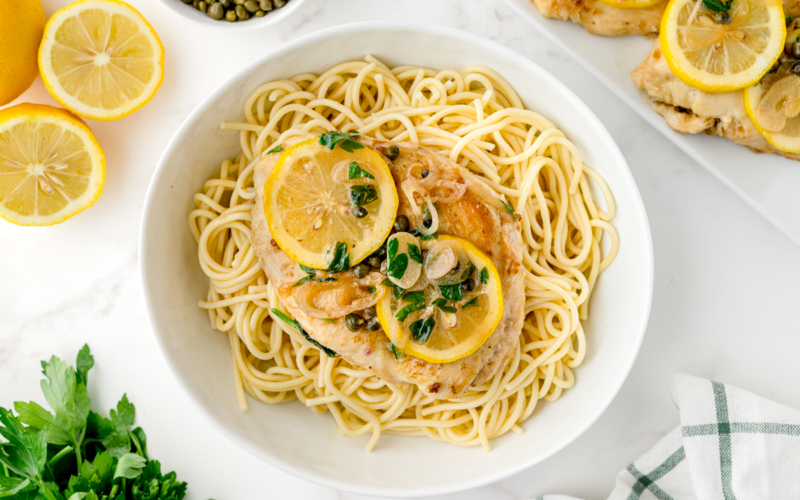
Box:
463;297;479;308
267;145;284;154
439;284;463;302
408;244;422;264
348;161;375;180
319;130;365;153
327;241;350;272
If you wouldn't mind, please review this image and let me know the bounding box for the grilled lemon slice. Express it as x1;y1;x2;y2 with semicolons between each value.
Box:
38;0;164;120
744;71;800;153
263;137;399;270
660;0;785;92
376;235;503;364
0;103;105;226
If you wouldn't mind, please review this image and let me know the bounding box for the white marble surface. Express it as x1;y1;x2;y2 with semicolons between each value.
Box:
1;0;799;499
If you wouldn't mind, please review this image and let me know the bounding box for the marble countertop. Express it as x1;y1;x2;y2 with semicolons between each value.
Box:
2;0;800;498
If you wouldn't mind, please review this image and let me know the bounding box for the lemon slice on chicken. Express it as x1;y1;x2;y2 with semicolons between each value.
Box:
376;235;503;364
660;0;785;92
263;138;399;270
597;0;665;10
744;71;800;153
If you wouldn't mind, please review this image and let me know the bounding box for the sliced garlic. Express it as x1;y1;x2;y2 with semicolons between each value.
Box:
755;75;800;132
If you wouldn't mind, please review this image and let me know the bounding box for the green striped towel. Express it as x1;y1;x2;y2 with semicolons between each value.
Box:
535;374;800;500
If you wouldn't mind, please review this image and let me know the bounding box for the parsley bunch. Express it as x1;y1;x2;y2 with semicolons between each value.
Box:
0;346;194;500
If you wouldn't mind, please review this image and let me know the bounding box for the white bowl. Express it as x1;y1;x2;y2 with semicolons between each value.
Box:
140;22;653;497
156;0;305;31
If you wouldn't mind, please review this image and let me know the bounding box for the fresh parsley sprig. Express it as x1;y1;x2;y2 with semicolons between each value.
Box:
0;345;194;500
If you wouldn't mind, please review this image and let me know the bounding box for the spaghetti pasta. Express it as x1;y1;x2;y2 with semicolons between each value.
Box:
188;56;619;451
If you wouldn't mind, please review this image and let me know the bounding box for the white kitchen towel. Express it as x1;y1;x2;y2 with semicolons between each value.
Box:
536;373;800;500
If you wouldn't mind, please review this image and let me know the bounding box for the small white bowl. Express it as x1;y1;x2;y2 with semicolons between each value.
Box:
140;22;653;497
156;0;305;31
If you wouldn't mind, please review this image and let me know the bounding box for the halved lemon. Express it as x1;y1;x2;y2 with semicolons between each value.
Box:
376;235;503;364
744;71;800;153
263;138;399;270
597;0;665;10
660;0;785;92
0;103;105;226
38;0;164;121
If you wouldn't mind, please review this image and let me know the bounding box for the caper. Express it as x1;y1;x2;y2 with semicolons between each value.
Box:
352;263;370;278
353;206;368;218
380;259;389;275
365;317;381;331
385;145;400;161
461;279;475;292
192;0;200;8
181;0;192;4
198;1;208;12
363;306;377;320
367;256;382;268
220;0;231;6
254;9;265;16
345;313;364;332
793;61;800;76
714;10;731;24
273;0;285;7
235;5;249;18
372;245;387;258
259;0;273;9
421;204;431;221
393;215;409;232
244;0;259;11
225;8;237;20
208;2;224;18
421;168;429;178
793;42;800;59
234;0;245;4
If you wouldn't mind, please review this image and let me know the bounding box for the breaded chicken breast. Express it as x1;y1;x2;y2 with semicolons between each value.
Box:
531;0;666;36
251;135;526;400
632;39;800;161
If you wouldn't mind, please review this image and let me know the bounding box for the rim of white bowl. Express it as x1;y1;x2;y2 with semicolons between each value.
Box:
140;21;654;497
156;0;306;31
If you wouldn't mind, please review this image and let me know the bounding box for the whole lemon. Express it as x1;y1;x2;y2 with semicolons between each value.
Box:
0;0;46;106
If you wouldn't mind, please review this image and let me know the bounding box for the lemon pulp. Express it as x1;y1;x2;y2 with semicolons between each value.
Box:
377;235;504;364
263;138;399;270
0;103;105;226
660;0;785;92
38;0;164;120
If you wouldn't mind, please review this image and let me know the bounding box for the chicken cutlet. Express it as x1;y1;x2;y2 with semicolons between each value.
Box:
530;0;666;36
632;38;800;161
251;135;526;400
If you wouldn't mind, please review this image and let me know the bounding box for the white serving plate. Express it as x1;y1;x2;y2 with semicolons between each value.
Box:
140;22;653;497
503;0;800;247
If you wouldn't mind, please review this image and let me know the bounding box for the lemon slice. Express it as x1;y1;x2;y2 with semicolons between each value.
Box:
263;138;399;270
376;235;503;364
38;0;164;121
744;71;800;153
0;103;105;226
597;0;665;10
660;0;785;92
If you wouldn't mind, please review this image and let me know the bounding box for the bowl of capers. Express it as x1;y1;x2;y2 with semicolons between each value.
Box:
159;0;303;29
